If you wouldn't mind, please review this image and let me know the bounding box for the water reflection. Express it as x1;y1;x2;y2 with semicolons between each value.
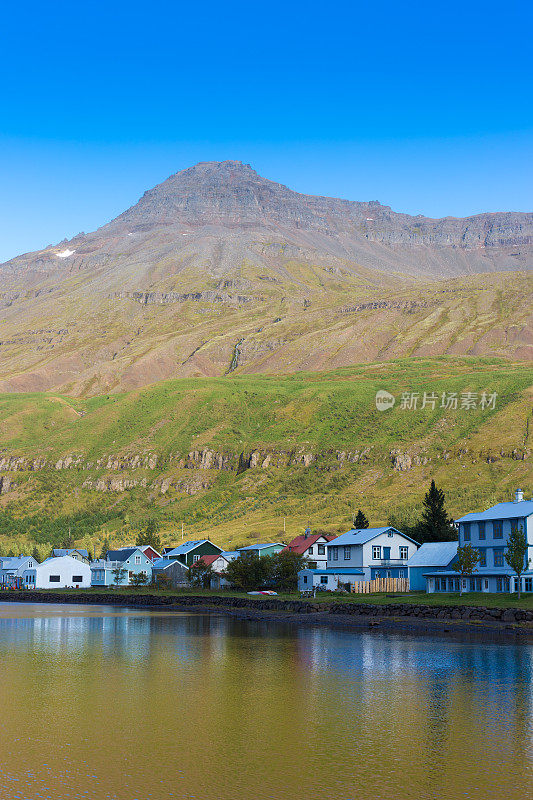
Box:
0;603;532;799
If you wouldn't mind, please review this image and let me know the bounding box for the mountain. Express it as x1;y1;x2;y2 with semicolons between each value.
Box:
0;160;531;394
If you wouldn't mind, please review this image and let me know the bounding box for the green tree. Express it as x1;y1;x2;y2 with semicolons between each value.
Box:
136;518;162;553
505;525;530;599
415;480;457;543
99;536;109;560
188;560;214;589
129;571;148;589
453;544;480;595
270;551;308;592
111;567;127;587
353;510;369;529
31;546;40;563
223;554;274;591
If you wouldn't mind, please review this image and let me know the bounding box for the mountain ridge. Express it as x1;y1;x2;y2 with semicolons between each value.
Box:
0;160;530;395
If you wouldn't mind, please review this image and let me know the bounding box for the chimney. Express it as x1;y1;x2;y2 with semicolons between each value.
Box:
515;489;524;503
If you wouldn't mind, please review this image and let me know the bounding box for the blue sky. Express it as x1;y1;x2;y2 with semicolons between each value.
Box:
0;0;531;262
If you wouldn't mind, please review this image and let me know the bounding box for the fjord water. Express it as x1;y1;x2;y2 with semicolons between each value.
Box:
1;605;533;800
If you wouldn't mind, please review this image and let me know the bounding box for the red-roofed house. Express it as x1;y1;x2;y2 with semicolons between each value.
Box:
282;530;336;569
196;551;240;589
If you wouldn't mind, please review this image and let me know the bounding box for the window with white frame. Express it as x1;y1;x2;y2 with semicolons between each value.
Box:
135;555;141;564
399;546;408;559
331;547;338;561
372;546;381;560
307;546;313;555
320;575;328;584
343;546;351;560
317;545;325;555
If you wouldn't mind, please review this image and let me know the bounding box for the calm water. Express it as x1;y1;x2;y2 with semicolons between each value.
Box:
0;604;533;800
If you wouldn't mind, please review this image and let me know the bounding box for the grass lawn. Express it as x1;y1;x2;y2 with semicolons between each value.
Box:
6;587;533;610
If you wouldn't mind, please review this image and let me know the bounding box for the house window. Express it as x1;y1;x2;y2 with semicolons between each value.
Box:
331;547;338;561
478;522;486;540
478;549;486;567
511;519;523;534
135;556;141;565
317;545;325;555
484;579;489;590
320;575;328;585
463;523;471;541
494;549;504;567
303;575;308;584
193;555;200;562
372;546;381;560
497;577;503;592
525;578;533;593
72;575;83;583
49;575;60;583
343;546;351;560
399;546;408;559
307;546;313;555
493;520;503;539
388;531;394;537
28;561;33;568
398;570;405;579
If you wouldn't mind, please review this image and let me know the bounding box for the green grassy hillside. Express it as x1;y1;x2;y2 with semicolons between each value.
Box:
0;356;530;558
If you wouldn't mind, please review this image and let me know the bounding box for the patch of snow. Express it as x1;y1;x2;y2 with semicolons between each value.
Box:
56;248;75;258
366;218;374;221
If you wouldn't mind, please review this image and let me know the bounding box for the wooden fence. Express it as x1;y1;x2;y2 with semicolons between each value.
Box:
351;577;409;593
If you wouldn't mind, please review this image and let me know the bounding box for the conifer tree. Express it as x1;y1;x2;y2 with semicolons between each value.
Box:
415;480;457;543
354;510;369;529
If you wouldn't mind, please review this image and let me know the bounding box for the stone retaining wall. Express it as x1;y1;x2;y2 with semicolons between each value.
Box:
0;591;531;625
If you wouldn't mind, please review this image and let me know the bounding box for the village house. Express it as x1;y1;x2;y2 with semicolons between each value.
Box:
407;541;458;591
112;544;161;563
238;543;285;558
164;540;222;566
427;490;533;594
151;558;190;588
91;547;154;586
298;527;419;591
52;548;90;563
282;529;336;568
23;555;91;589
0;556;37;588
196;551;240;589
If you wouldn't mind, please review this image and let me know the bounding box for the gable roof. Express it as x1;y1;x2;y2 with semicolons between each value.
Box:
197;554;220;567
164;540;220;557
456;500;533;522
282;533;336;555
52;548;89;558
330;527;420;548
1;556;33;570
239;543;284;552
407;541;458;568
105;548;144;562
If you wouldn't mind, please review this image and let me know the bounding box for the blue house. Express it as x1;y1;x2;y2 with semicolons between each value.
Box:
91;547;153;586
407;541;458;591
427;490;533;593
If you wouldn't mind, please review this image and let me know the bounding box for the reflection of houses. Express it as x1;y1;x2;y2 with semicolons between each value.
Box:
408;542;458;591
163;540;222;567
282;530;336;568
151;558;190;588
427;491;533;593
298;527;419;591
23;555;91;588
52;548;90;563
1;556;37;588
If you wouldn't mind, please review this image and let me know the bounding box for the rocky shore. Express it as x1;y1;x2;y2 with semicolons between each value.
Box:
2;591;533;638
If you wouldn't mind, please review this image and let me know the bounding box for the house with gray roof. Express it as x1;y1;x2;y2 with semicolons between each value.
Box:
151;558;190;588
238;543;285;558
163;540;222;567
52;548;90;563
407;541;458;591
0;555;38;588
427;490;533;594
298;527;419;591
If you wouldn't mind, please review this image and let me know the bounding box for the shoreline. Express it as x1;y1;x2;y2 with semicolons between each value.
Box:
2;590;533;640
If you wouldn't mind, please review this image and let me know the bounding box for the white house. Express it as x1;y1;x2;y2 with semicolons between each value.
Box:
23;555;92;589
298;526;419;591
281;529;336;568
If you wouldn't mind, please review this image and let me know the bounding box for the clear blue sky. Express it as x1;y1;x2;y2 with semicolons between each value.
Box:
0;0;531;262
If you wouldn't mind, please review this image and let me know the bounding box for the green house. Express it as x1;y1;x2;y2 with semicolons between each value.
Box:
163;539;222;567
237;543;285;558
